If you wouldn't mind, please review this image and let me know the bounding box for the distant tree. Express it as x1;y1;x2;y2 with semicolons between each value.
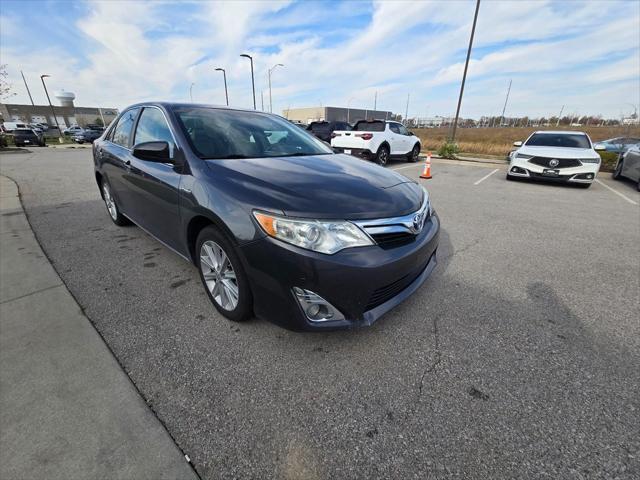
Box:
0;64;17;101
94;117;104;126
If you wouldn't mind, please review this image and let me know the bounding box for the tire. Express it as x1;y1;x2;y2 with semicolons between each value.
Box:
101;178;131;226
612;159;623;180
407;143;420;162
196;226;253;322
375;144;390;166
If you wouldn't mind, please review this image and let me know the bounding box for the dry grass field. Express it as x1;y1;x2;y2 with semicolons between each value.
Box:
413;125;640;158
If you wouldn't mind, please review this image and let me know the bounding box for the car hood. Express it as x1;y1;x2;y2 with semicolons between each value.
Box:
204;153;422;219
517;146;599;159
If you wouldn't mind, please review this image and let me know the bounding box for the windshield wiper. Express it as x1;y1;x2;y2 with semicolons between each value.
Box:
203;154;250;159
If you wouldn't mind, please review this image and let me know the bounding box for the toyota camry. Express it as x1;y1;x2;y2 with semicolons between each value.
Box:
93;103;440;331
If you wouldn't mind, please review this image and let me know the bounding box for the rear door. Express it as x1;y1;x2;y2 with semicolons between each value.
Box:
100;107;140;217
126;106;183;250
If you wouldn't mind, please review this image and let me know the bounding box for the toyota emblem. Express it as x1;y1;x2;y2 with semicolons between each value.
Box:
549;159;559;168
413;213;424;232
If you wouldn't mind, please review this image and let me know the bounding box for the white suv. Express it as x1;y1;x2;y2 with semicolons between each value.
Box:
507;131;604;188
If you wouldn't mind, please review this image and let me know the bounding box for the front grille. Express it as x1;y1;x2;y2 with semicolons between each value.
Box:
371;231;416;247
529;157;581;168
365;253;433;311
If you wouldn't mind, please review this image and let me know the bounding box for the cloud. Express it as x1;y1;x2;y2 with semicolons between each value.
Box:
0;0;638;118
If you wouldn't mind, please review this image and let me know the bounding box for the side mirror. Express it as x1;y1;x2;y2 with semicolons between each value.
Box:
593;143;606;151
409;131;415;136
513;141;523;147
133;141;171;162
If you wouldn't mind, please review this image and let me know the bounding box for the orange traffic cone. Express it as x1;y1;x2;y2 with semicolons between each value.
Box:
420;152;432;179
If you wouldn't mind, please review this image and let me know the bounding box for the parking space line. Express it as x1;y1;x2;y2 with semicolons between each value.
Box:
595;179;639;206
391;164;422;172
473;168;499;185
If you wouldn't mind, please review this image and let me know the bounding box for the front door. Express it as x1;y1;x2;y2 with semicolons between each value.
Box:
125;106;183;251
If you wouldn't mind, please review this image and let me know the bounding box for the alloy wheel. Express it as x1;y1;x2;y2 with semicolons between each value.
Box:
200;240;239;311
102;183;118;221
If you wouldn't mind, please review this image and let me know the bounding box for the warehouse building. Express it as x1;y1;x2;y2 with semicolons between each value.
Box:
283;106;395;124
0;90;118;129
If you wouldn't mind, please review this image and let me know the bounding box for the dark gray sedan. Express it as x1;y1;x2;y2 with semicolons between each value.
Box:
613;143;640;191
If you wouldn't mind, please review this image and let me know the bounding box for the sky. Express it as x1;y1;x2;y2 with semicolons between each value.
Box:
1;0;638;120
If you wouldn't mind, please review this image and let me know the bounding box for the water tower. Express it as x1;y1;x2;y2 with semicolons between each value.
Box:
54;90;76;107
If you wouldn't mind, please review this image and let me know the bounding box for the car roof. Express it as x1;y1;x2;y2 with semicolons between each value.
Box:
125;101;260;115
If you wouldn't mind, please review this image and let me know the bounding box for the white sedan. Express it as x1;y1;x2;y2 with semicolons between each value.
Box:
507;131;604;188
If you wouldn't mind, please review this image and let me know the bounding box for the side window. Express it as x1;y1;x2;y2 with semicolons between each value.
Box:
112;108;140;148
134;107;174;151
398;124;410;136
389;123;400;134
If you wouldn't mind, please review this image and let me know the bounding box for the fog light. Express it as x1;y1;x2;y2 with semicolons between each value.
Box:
292;287;345;323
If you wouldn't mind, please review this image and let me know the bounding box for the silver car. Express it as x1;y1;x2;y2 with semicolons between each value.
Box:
613;143;640;191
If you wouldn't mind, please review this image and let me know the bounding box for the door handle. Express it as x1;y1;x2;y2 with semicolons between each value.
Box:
124;160;131;168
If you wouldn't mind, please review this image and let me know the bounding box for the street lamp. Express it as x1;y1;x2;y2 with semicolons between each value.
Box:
189;82;195;102
240;53;256;110
347;96;355;123
268;63;284;113
40;75;63;142
214;68;229;106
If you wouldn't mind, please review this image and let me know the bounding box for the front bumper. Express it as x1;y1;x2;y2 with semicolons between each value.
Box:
239;213;440;331
508;157;600;183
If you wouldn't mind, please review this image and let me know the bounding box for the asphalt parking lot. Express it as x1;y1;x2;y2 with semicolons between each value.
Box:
1;148;639;479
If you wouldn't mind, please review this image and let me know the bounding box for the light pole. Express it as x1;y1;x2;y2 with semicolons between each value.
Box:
40;75;63;142
240;53;256;109
189;82;195;102
214;68;228;106
404;93;410;126
451;0;480;143
21;71;34;106
556;105;565;126
347;96;355;123
268;63;284;113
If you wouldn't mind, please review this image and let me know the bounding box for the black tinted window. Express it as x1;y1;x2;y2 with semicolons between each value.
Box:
112;108;140;147
525;133;591;148
135;108;174;147
353;121;385;132
175;108;332;159
389;123;401;134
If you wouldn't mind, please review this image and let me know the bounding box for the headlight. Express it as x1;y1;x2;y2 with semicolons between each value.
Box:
253;211;373;254
516;153;533;160
580;157;600;164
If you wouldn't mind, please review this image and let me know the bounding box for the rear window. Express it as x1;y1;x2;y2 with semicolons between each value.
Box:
14;129;34;134
309;122;330;133
525;133;591;148
353;121;385;132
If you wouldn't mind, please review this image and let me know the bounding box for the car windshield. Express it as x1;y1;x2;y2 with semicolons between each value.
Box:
525;133;591;148
175;108;333;159
353;121;385;132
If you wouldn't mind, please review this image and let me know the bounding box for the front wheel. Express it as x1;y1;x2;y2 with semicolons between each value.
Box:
612;159;623;180
407;144;420;162
196;226;253;322
375;144;390;166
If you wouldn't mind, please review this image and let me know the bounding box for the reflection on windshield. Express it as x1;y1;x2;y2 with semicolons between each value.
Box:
175;108;333;159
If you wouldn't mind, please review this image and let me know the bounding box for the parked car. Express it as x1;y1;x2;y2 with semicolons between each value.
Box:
13;128;45;147
612;143;640;191
1;122;29;133
93;103;440;331
331;120;421;165
63;125;84;136
28;124;44;134
306;121;351;143
34;122;50;131
599;137;640;154
73;129;103;144
507;131;604;188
